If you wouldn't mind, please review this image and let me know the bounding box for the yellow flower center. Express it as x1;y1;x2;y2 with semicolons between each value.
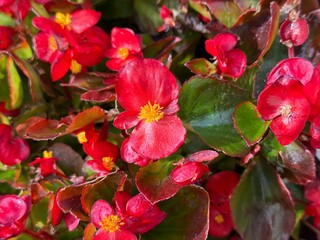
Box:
280;104;292;117
55;12;71;29
70;59;82;74
138;101;164;123
77;131;88;144
117;47;129;60
214;214;224;224
100;214;123;233
48;36;58;51
102;157;115;171
43;150;53;158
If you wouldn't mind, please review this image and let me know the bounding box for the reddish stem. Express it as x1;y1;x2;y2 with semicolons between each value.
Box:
288;47;294;58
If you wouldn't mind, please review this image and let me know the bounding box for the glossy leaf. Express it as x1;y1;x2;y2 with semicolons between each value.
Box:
81;171;126;214
0;169;16;183
231;158;295;240
57;184;90;221
143;36;182;60
66;106;105;133
178;76;250;157
6;57;23;109
30;195;50;229
136;155;182;204
233;101;268;145
25;119;68;140
142;185;209;240
185;58;217;76
279;141;315;185
0;12;15;27
81;88;116;103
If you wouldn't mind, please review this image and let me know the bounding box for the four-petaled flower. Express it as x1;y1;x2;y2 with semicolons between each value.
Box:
205;33;246;78
113;59;186;165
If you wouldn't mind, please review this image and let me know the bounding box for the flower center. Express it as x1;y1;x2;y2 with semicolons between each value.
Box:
43;150;53;158
117;47;129;60
70;59;82;74
77;131;88;144
280;104;292;117
48;36;58;51
100;214;123;233
214;214;224;224
138;101;164;123
55;12;71;29
102;157;115;171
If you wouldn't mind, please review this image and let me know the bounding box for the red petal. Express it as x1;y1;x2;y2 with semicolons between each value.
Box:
267;58;313;85
205;33;237;57
111;27;141;53
171;162;209;186
304;65;320;118
129;115;186;160
208;204;233;238
120;139;150;166
51;50;72;81
65;213;80;231
116;59;179;112
115;191;131;218
91;200;114;228
0;195;27;224
205;171;240;204
280;18;309;46
33;32;56;62
71;10;101;34
221;48;246;78
113;111;139;130
52;190;63;226
186;150;219;162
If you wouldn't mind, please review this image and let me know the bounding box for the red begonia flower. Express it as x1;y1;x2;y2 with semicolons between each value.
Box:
114;59;186;163
304;64;320;119
205;33;246;78
29;150;58;177
0;124;29;166
280;17;309;47
266;58;313;86
205;171;240;205
0;195;30;239
0;26;15;50
257;79;310;145
208;204;234;238
105;27;143;71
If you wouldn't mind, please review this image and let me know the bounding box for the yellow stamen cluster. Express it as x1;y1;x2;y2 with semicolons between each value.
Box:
138;101;164;123
70;59;82;74
48;36;58;51
55;12;71;29
214;214;224;224
102;157;115;171
117;47;129;60
280;104;292;117
100;214;123;233
77;131;88;144
43;150;53;158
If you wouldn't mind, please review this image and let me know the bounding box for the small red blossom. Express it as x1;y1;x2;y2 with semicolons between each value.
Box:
205;171;240;238
0;124;29;166
105;27;143;71
305;180;320;229
29;150;59;177
171;150;218;186
280;15;309;47
205;33;246;78
114;59;186;165
0;195;30;239
90;192;166;239
157;5;175;32
257;79;310;145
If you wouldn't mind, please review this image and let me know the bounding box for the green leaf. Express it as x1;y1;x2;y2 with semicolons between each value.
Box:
233;101;269;145
6;56;23;109
136;155;182;204
31;195;50;229
0;169;16;183
12;40;33;60
0;12;15;27
101;0;134;19
81;171;127;214
231;158;295;240
279;141;315;185
185;58;217;76
260;132;284;164
178;76;250;157
30;0;50;17
142;185;209;240
0;55;9;103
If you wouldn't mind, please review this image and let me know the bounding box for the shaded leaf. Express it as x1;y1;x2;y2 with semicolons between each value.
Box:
81;88;116;103
143;36;182;60
231;158;295;240
25;119;68;140
81;171;126;214
136;155;182;204
185;58;217;76
7;56;23;109
178;76;250;157
31;195;50;229
279;141;315;185
142;185;209;240
57;184;90;221
233;101;268;145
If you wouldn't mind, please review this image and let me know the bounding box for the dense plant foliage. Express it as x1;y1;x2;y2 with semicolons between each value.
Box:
1;0;320;239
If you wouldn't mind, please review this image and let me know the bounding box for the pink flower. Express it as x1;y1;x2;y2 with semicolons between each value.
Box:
280;16;309;47
205;33;246;78
0;124;29;166
105;27;143;71
114;59;186;165
0;195;30;239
